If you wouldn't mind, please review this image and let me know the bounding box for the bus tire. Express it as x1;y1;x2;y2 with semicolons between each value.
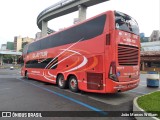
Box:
25;71;29;79
57;74;67;89
69;76;79;92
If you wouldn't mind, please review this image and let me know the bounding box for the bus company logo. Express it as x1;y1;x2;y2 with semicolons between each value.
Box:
132;35;138;39
123;38;136;44
117;66;124;70
32;51;48;59
133;66;139;71
1;112;42;118
124;72;135;76
2;112;11;117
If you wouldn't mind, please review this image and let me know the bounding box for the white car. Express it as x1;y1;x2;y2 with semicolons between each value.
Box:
10;66;14;70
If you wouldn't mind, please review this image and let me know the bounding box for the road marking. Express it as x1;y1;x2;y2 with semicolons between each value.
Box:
139;84;147;87
16;78;107;116
88;96;110;105
128;90;146;95
64;89;85;96
140;81;146;84
0;88;11;91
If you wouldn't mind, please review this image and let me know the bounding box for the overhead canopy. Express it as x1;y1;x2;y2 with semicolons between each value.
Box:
0;51;22;55
141;51;160;61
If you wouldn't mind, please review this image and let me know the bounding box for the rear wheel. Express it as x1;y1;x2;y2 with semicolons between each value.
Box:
69;76;79;92
57;74;67;89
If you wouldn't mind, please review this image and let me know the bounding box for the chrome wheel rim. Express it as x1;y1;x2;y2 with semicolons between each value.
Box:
58;76;64;87
70;78;77;89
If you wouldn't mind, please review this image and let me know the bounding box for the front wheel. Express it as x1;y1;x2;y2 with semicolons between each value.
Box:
69;76;79;92
25;71;29;79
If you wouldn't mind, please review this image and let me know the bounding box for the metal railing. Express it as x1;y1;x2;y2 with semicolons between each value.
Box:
37;0;76;21
37;0;76;34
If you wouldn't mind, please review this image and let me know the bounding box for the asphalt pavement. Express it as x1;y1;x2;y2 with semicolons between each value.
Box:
0;68;159;120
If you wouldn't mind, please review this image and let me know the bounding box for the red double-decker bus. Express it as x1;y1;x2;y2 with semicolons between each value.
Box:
21;10;140;93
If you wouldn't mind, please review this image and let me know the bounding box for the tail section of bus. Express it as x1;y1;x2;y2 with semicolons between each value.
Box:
105;11;140;93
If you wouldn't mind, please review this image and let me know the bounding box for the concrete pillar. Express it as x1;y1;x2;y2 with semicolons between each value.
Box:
41;20;48;37
0;55;3;66
142;62;145;71
78;5;87;22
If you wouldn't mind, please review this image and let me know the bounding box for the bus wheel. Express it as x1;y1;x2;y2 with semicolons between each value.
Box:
25;71;29;79
69;76;79;92
57;74;67;89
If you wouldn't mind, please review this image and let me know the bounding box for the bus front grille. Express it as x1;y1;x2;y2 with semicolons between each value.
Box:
118;44;139;66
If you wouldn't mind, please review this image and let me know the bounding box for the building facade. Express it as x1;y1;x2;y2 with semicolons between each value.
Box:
14;36;34;52
35;32;42;40
149;30;160;42
14;36;22;52
140;30;160;71
6;42;14;50
141;51;160;71
141;41;160;51
1;44;7;50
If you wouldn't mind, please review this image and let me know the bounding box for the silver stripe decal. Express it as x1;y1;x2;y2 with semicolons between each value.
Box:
43;75;56;82
63;56;87;73
48;71;56;78
45;38;83;69
29;72;56;82
50;53;76;69
38;58;48;63
62;49;88;73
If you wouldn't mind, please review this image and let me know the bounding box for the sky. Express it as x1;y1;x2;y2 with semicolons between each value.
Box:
0;0;159;47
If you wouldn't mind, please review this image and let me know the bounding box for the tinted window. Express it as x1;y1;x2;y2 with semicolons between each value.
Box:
28;15;106;53
25;58;58;69
115;11;139;35
28;41;41;53
23;44;28;55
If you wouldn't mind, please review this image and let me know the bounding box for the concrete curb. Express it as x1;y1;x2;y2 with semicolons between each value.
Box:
0;65;21;69
133;96;159;120
140;71;148;74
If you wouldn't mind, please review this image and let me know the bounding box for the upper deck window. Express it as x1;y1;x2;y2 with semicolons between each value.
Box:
27;14;106;53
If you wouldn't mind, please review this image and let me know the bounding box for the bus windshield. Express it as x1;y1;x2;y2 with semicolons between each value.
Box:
115;11;139;35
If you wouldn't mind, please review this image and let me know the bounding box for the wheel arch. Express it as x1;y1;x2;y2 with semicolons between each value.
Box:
25;70;28;76
56;73;64;84
67;74;77;81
